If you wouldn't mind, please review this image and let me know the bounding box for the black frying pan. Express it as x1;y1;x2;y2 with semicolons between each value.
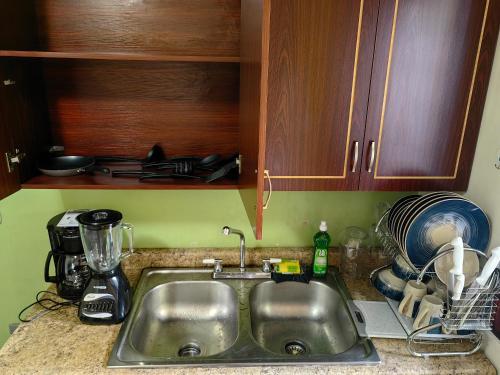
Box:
38;156;110;177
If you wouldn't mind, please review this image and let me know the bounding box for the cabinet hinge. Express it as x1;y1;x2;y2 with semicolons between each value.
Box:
5;149;26;173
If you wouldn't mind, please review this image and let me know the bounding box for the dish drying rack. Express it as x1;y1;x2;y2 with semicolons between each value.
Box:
372;212;499;357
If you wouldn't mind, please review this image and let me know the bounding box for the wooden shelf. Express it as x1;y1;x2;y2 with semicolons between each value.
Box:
22;173;238;190
0;50;240;63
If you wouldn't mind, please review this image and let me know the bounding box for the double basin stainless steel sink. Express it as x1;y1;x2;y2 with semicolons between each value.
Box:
108;268;380;368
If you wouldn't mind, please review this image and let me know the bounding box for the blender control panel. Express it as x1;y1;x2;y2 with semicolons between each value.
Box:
81;293;115;318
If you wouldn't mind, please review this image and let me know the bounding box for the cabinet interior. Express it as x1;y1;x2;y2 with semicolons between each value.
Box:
0;0;242;189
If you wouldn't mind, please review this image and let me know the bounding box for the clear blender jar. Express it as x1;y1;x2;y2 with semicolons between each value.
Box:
77;209;134;273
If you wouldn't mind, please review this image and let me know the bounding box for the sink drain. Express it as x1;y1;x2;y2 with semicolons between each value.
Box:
178;343;201;357
284;340;307;355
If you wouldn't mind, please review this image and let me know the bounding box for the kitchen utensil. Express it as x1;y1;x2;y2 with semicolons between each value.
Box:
434;243;479;288
139;173;202;180
77;209;134;324
144;154;220;169
458;246;500;323
205;157;239;182
388;195;420;237
404;196;489;266
372;267;406;301
45;211;91;300
448;237;465;301
352;300;407;339
413;294;444;331
38;156;110;177
398;192;462;255
398;280;427;318
95;144;165;164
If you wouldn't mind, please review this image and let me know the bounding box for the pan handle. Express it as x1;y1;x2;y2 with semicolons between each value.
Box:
94;156;141;163
77;166;110;175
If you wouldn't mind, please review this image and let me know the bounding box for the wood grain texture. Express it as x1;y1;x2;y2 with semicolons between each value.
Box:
42;60;239;159
0;59;51;199
264;0;378;191
0;63;19;198
0;50;240;63
0;2;38;51
361;0;500;191
22;174;238;190
238;0;269;240
33;0;240;58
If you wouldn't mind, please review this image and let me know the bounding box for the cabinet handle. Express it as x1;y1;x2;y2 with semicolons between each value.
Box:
351;141;359;173
263;170;272;210
367;141;376;173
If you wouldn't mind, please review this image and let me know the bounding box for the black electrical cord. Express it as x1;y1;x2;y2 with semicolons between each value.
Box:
18;290;80;323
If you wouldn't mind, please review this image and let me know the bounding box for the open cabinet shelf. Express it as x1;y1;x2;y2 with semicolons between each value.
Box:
21;174;239;190
0;50;240;63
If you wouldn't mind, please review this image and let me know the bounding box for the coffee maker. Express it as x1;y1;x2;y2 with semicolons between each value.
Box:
76;209;134;324
45;211;91;300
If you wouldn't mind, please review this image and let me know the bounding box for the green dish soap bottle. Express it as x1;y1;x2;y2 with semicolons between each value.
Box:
313;221;331;278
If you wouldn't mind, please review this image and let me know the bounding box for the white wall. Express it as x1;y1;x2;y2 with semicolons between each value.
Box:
465;33;500;370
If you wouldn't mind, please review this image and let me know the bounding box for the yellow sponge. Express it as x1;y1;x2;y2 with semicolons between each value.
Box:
273;259;301;274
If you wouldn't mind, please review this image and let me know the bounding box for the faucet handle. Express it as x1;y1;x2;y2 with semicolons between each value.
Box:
202;258;223;273
262;258;281;273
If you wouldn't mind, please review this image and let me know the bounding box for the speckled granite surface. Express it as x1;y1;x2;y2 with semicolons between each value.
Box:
0;248;494;375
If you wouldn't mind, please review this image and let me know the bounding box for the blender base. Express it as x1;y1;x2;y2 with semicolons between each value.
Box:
79;265;132;325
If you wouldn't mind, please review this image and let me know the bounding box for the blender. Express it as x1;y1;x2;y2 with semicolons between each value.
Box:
77;209;134;324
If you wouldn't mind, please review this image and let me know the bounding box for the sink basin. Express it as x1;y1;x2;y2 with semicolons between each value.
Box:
129;281;238;358
249;281;358;355
109;268;380;367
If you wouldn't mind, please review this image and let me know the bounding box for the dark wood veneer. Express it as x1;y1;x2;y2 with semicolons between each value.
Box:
264;0;379;191
43;60;239;159
31;0;240;58
360;0;500;191
238;0;270;240
22;174;238;190
0;51;240;63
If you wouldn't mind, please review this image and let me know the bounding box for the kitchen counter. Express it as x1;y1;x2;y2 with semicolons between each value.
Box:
0;248;495;374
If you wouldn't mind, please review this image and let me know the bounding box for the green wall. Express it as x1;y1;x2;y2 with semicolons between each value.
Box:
0;189;405;346
0;190;65;346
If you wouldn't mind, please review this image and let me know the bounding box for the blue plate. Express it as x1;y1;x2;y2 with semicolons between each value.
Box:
405;199;490;266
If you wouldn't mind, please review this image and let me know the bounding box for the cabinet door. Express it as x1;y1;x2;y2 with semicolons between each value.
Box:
0;59;49;200
264;0;378;190
239;0;270;240
0;60;23;199
360;0;500;191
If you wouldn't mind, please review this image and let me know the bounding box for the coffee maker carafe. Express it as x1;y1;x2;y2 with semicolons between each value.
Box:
45;211;91;300
77;209;133;324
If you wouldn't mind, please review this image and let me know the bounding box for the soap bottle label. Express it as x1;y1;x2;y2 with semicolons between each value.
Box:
313;248;327;275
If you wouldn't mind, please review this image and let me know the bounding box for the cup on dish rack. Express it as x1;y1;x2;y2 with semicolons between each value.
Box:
413;294;444;333
398;280;427;318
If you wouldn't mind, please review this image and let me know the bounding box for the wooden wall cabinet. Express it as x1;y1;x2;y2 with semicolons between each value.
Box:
0;0;241;199
360;0;500;191
0;1;499;241
239;0;499;238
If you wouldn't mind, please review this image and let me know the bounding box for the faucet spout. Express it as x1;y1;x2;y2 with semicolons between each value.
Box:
222;226;246;271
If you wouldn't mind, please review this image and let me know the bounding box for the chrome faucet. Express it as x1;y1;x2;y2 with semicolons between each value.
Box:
202;226;271;279
222;226;246;272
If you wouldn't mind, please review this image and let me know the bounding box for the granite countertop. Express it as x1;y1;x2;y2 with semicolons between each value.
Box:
0;249;494;375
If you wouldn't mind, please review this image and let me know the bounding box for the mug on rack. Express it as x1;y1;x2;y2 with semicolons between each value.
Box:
398;280;427;318
413;294;444;333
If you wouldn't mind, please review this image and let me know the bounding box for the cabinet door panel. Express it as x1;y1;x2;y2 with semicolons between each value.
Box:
361;0;500;191
0;59;50;200
238;0;270;240
265;0;378;190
